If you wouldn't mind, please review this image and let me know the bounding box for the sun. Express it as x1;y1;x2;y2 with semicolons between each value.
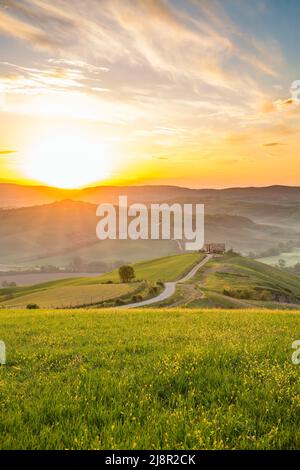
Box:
24;131;113;189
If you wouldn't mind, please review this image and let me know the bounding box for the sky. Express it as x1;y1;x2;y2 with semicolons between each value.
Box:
0;0;299;189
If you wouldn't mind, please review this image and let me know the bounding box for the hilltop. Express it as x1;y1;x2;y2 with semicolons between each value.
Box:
175;253;300;309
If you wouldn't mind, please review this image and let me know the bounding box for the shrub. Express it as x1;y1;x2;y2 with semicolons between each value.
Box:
149;286;158;296
132;294;143;303
223;288;255;300
258;290;273;301
115;299;125;306
223;287;273;301
1;281;17;288
26;304;40;310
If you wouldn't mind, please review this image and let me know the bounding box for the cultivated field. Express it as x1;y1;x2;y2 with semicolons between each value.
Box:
0;253;202;308
0;308;299;449
1;283;138;308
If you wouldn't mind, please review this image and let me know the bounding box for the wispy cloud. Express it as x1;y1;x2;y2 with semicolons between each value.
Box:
0;60;110;95
0;0;299;180
263;142;284;147
0;4;61;49
0;149;16;155
0;0;281;89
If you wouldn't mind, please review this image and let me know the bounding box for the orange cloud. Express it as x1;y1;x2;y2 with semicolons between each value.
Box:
0;150;16;155
0;8;58;49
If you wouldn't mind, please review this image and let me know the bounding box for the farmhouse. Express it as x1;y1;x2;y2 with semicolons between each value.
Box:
203;243;226;254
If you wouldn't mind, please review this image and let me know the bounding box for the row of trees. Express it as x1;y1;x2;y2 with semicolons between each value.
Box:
1;280;17;288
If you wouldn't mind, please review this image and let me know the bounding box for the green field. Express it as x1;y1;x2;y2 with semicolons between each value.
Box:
187;253;300;308
0;253;202;308
0;308;300;450
2;252;300;310
95;253;204;284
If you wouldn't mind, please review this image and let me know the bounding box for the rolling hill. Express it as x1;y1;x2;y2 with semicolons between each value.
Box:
182;253;300;309
0;198;294;269
1;283;140;309
1;251;300;310
2;183;300;208
94;253;204;284
0;253;202;308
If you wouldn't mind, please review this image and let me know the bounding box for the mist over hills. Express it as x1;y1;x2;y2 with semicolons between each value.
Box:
0;189;298;268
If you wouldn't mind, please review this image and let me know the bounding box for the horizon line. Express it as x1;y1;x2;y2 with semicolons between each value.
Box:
1;181;300;192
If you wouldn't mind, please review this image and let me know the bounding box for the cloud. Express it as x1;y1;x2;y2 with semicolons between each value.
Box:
0;60;109;96
0;150;16;155
0;0;281;91
224;132;250;145
260;96;298;115
0;6;61;50
263;142;284;147
260;100;276;113
0;0;297;147
48;59;109;73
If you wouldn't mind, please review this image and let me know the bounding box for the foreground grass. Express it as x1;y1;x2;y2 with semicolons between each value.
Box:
0;308;300;449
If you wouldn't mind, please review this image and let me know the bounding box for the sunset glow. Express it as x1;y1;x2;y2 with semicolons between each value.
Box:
24;132;113;188
0;0;299;188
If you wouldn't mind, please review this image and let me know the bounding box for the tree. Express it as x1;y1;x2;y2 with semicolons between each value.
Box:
1;281;16;287
26;303;39;310
118;265;135;283
278;259;286;270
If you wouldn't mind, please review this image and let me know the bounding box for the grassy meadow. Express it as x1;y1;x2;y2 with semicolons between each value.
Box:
185;253;300;309
95;253;204;284
0;308;300;450
192;253;300;295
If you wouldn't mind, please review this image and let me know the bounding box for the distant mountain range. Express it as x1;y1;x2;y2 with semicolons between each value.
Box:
2;183;300;208
1;182;299;268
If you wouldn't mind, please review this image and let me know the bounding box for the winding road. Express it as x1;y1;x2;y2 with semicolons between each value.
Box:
120;254;212;309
